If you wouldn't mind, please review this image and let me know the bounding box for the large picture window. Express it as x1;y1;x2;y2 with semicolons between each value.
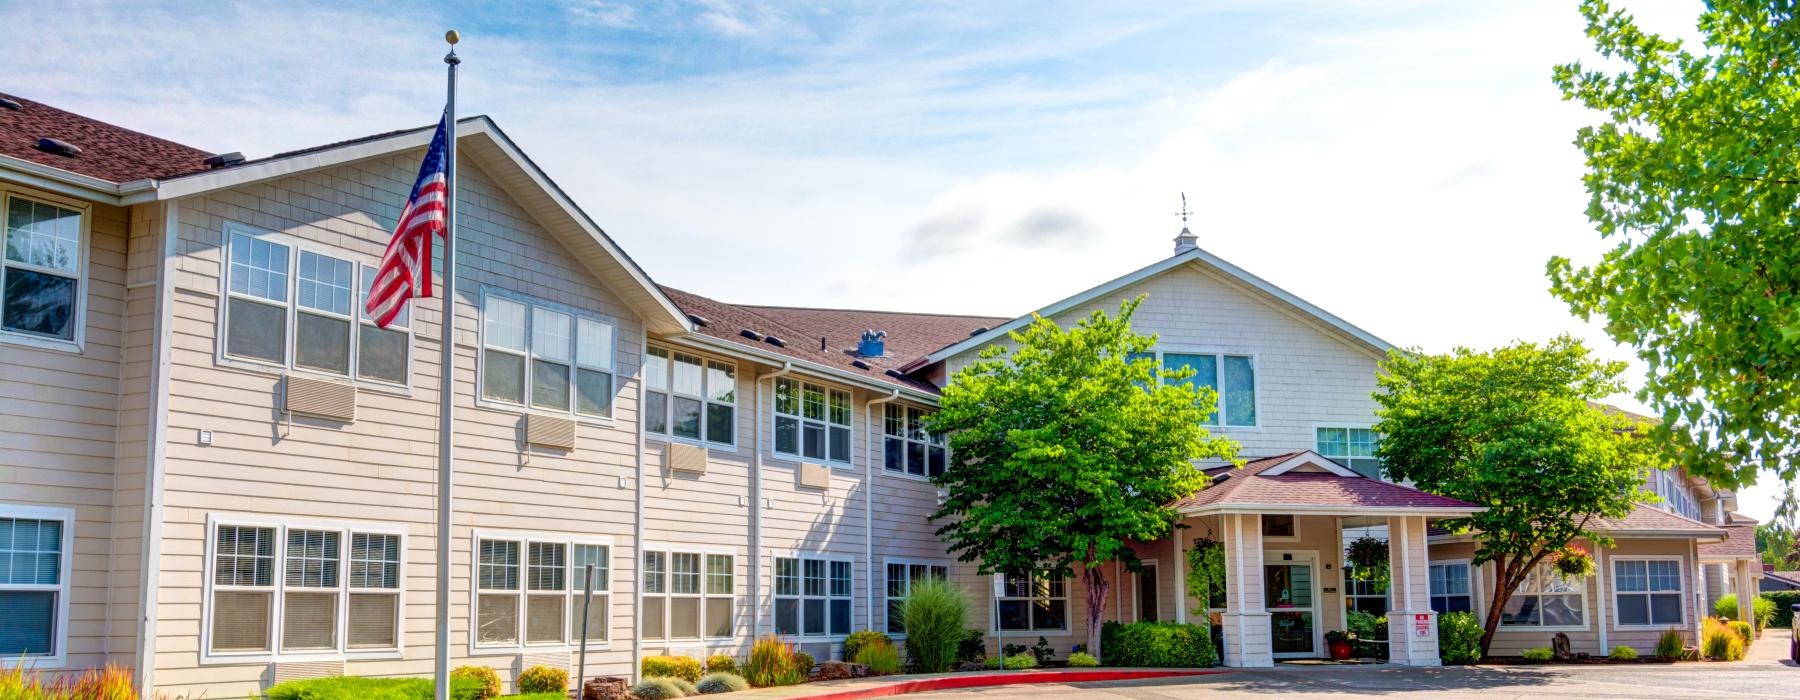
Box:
641;550;734;640
2;194;85;343
474;533;611;649
774;379;851;465
643;346;735;445
1614;558;1683;627
1137;350;1257;426
994;572;1067;632
1499;561;1585;628
0;506;72;664
1316;427;1382;480
220;225;413;385
206;518;402;659
480;291;616;418
883;405;945;477
775;555;852;637
1428;561;1472;614
884;560;949;634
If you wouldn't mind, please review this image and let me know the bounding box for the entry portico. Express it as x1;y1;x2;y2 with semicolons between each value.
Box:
1169;452;1483;667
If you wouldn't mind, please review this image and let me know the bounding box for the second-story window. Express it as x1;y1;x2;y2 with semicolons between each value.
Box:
643;346;735;445
480;291;616;418
2;193;85;343
1316;427;1382;479
774;378;850;465
883;405;945;477
1160;352;1256;427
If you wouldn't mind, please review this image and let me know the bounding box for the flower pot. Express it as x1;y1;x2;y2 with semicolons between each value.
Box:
1329;640;1354;660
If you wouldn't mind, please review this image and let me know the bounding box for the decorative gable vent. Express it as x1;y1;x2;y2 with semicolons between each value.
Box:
856;330;887;357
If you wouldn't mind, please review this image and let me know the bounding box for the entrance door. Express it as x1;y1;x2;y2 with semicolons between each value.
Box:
1136;564;1159;622
1265;552;1320;658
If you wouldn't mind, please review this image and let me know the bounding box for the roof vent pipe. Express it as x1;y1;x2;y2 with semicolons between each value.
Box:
856;330;887;357
203;152;245;169
0;98;22;111
36;137;80;158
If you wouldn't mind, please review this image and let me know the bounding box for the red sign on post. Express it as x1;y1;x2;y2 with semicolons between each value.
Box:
1414;614;1431;638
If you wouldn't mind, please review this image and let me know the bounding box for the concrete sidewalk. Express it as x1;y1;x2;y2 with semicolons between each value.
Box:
726;668;1219;699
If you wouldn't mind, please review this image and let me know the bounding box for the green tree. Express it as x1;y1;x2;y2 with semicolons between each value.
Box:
928;297;1239;657
1549;0;1800;489
1373;336;1654;654
1757;489;1799;570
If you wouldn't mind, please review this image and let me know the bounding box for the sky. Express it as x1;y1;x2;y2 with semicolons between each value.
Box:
4;0;1786;520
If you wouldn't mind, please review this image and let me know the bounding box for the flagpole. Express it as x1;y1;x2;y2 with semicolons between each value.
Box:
435;29;461;700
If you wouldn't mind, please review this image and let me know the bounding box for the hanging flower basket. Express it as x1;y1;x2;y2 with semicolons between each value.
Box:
1552;545;1596;578
1347;536;1388;578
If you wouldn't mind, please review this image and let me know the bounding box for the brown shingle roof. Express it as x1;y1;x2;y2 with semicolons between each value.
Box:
660;286;1006;392
1698;522;1757;559
1173;453;1478;512
1590;505;1724;536
0;91;213;182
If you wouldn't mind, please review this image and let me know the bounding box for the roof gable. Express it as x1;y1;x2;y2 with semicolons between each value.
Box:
1178;451;1480;515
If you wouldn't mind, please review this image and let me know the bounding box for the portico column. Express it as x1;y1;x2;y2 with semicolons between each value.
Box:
1386;515;1441;666
1220;513;1272;667
1174;521;1188;624
1736;559;1755;631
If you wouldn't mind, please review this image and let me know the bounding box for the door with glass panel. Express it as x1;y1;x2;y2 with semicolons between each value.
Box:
1265;553;1320;658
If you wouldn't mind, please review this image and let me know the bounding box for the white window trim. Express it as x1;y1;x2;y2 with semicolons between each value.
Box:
1261;513;1301;543
643;345;738;449
991;570;1071;633
1142;348;1262;429
1495;559;1591;632
640;544;736;642
199;513;408;665
475;286;620;425
771;378;855;467
881;404;947;481
0;189;90;354
214;222;417;393
467;529;615;656
0;503;75;669
1313;424;1383;477
771;551;856;640
881;557;951;638
1427;558;1479;616
1610;555;1686;629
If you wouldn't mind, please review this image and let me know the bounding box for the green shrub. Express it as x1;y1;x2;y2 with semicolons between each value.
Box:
630;677;687;699
642;655;704;683
744;634;805;687
900;577;969;673
1346;610;1389;658
843;629;893;662
1754;595;1777;630
1609;645;1638;661
1521;647;1553;662
704;654;738;675
451;665;501;700
956;627;987;663
671;678;699;696
1702;617;1744;660
695;672;750;694
1714;593;1739;620
516;665;568;694
264;676;485;700
1067;651;1099;667
1436;611;1482;665
1729;619;1753;644
986;654;1038;669
854;637;903;675
795;651;815;673
1099;621;1217;668
1654;627;1684;660
1764;591;1800;628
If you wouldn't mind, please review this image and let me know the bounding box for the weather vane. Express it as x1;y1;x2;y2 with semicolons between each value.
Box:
1176;192;1191;225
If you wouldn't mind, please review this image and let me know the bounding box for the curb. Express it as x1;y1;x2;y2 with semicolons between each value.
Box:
787;669;1226;699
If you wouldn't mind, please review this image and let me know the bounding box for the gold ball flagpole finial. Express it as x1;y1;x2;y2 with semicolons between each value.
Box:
445;29;461;45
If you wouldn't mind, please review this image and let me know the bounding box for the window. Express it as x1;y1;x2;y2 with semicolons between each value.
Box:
221;226;414;385
994;572;1067;632
774;379;851;464
1261;514;1297;540
643;346;735;445
1614;559;1683;627
775;555;852;637
474;533;611;649
1343;565;1389;615
883;405;945;477
1647;469;1702;522
1316;427;1382;480
641;550;733;640
206;519;402;658
1136;564;1160;622
884;560;948;634
0;508;71;663
1428;562;1472;614
2;194;84;343
1146;351;1257;426
1500;560;1585;628
480;291;616;418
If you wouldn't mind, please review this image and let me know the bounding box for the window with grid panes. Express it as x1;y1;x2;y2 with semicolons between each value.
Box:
481;292;616;418
643;347;735;445
0;514;68;658
994;572;1067;631
774;379;850;464
207;522;402;657
1614;559;1682;626
883;405;946;477
1154;352;1257;426
1428;562;1472;614
2;194;84;342
774;556;851;636
884;560;948;634
475;535;607;648
1500;560;1585;627
570;543;609;642
1317;427;1382;479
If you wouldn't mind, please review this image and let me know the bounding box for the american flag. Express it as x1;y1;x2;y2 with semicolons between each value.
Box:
366;110;451;329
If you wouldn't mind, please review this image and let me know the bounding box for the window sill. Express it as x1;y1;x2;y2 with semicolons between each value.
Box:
1498;625;1589;633
199;649;404;666
0;330;81;355
467;641;613;656
768;454;854;470
880;469;937;483
472;396;618;429
646;434;738;453
0;654;65;669
214;355;419;398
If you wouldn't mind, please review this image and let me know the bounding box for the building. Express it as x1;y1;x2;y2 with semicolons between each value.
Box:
0;92;1763;695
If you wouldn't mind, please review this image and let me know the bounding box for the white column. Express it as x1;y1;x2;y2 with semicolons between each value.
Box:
1386;515;1440;666
1737;559;1755;630
1175;522;1188;624
1220;514;1272;667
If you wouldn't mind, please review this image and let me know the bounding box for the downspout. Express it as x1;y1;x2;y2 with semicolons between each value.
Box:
633;327;648;681
135;200;179;693
865;389;902;631
754;363;794;638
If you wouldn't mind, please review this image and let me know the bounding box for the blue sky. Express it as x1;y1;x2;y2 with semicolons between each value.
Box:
6;0;1781;518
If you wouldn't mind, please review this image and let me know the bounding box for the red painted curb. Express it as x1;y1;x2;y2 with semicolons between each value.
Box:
792;669;1225;699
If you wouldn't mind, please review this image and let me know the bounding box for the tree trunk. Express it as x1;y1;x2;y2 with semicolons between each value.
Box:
1479;558;1511;656
1085;566;1110;661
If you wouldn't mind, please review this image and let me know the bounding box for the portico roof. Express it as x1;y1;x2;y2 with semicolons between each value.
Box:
1173;451;1483;517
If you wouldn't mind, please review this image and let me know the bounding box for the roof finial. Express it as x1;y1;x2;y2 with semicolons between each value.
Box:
1176;192;1191;225
1172;192;1198;255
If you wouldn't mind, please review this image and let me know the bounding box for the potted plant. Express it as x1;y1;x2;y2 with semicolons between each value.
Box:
1325;630;1356;660
1552;545;1596;578
1346;537;1388;578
